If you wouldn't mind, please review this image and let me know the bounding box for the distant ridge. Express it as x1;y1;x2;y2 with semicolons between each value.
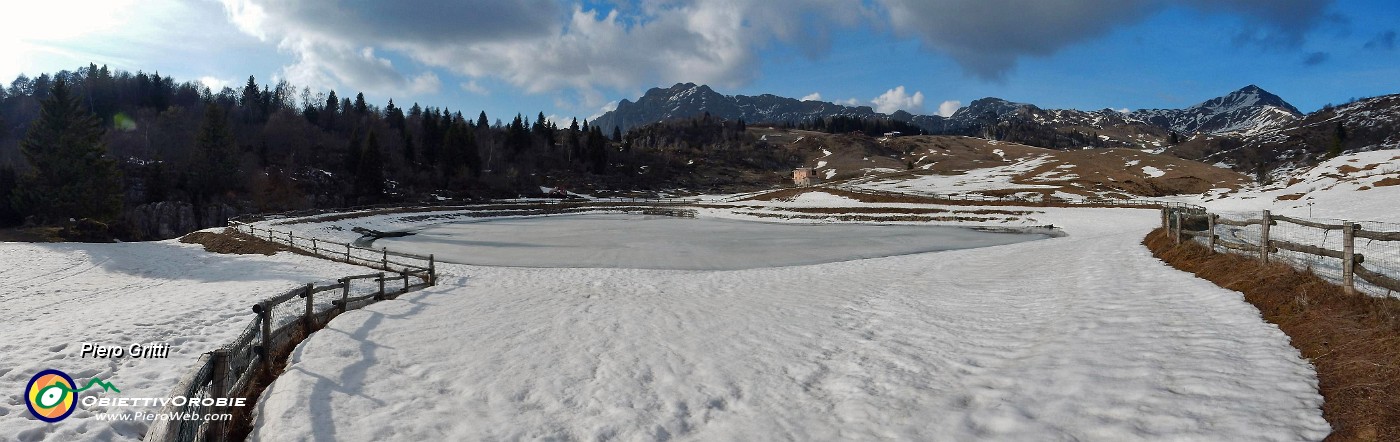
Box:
594;83;1305;143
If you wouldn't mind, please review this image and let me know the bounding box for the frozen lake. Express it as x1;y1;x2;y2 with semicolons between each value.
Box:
373;213;1050;270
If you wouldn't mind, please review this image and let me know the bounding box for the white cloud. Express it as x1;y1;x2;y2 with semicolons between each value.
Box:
219;0;867;111
460;79;489;95
838;98;863;106
871;86;924;114
199;76;230;91
801;92;823;101
937;100;962;117
588;100;620;121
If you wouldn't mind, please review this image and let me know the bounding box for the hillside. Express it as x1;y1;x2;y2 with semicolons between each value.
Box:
754;130;1250;199
1167;94;1400;180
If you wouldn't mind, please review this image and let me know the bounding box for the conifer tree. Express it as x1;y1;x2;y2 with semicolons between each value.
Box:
190;103;240;204
13;78;123;223
354;131;384;202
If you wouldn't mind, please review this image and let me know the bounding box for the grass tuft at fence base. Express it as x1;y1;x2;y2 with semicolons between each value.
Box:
1145;228;1400;442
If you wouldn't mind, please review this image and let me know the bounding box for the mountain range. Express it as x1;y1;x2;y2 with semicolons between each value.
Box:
594;82;1397;178
595;83;1302;139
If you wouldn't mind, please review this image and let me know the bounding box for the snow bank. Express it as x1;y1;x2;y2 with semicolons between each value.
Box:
0;241;364;441
251;208;1328;441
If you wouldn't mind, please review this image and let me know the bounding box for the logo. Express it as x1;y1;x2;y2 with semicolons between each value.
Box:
24;369;120;423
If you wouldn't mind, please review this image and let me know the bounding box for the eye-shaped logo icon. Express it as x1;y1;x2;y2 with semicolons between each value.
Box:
26;369;77;422
24;369;120;423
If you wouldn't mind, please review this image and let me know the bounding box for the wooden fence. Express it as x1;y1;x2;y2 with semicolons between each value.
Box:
1164;207;1400;296
144;225;438;442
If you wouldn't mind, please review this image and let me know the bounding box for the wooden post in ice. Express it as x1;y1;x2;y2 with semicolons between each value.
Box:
1259;210;1272;263
345;243;351;263
312;238;318;256
288;231;294;246
1343;222;1357;295
381;247;388;270
428;254;436;286
1207;214;1217;252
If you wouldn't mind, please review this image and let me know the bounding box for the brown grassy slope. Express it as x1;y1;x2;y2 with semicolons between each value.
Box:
180;228;295;255
837;135;1250;197
1144;229;1400;441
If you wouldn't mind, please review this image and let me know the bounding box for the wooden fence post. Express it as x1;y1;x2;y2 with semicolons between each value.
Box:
208;348;229;442
312;238;318;256
428;254;436;286
256;301;272;373
1172;212;1181;245
288;231;294;246
345;244;351;262
1343;222;1356;295
1260;210;1272;263
1207;214;1217;252
382;247;388;270
377;273;386;300
401;271;409;293
340;278;350;313
302;283;314;331
1161;207;1168;229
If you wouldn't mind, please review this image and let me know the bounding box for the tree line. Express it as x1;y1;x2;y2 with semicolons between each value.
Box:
0;64;745;235
8;65;1092;236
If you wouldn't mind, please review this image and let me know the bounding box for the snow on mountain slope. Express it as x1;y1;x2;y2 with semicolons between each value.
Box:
250;208;1329;441
1131;85;1303;136
836;137;1249;199
1169;149;1400;221
0;239;365;442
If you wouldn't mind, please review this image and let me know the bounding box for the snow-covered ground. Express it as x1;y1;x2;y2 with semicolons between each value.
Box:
0;240;364;441
1166;150;1400;221
249;207;1329;441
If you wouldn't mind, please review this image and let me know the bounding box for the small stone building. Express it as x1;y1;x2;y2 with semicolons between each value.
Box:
793;167;819;186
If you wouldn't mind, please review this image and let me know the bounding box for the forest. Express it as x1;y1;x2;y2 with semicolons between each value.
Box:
0;64;813;239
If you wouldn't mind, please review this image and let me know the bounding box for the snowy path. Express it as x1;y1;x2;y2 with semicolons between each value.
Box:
0;241;364;441
252;209;1329;441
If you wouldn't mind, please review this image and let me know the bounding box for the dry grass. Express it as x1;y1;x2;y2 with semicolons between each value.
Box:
180;228;295;255
1145;229;1400;441
1373;177;1400;187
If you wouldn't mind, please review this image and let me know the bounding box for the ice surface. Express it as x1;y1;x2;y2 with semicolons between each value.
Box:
373;214;1049;270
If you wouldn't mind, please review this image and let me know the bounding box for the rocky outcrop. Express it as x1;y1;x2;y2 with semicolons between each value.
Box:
124;201;239;240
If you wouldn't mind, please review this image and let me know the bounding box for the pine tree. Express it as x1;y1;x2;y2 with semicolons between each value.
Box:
190;103;240;204
13;78;123;223
353;92;368;115
1326;121;1347;159
354;131;384;202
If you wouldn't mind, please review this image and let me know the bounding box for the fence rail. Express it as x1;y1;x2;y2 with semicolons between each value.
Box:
1164;207;1400;297
144;224;438;442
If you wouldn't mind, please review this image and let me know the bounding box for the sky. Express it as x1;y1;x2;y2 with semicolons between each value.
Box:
2;0;1397;124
